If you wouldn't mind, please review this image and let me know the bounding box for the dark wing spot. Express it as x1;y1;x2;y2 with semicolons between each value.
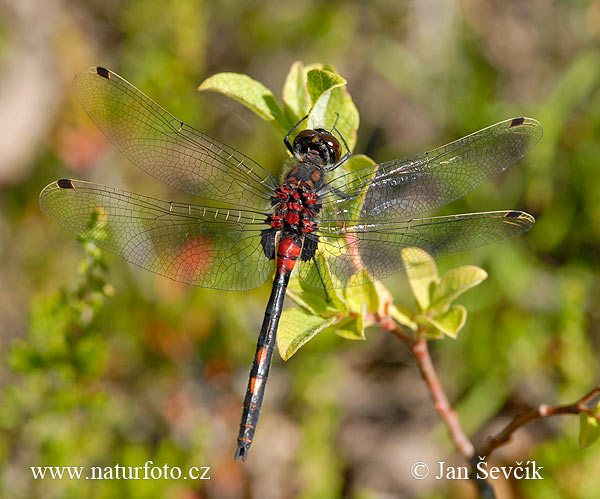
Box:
96;67;110;79
509;117;525;128
57;179;74;189
504;211;522;218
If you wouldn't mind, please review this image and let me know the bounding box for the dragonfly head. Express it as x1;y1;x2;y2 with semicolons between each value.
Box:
292;128;341;166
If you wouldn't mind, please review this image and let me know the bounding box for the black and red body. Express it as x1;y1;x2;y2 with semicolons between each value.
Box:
235;127;342;461
41;68;541;465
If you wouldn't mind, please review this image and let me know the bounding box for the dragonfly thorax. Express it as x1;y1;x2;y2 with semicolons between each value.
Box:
260;178;321;263
266;180;320;234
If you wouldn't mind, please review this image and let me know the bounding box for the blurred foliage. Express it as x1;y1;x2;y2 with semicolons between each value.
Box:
1;0;600;498
579;400;600;449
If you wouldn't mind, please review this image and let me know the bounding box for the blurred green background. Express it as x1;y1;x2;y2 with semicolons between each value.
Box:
1;1;599;498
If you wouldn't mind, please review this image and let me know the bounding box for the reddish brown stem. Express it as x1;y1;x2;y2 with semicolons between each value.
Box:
383;313;600;499
411;335;475;458
478;385;600;459
383;319;475;458
384;312;600;499
385;321;415;349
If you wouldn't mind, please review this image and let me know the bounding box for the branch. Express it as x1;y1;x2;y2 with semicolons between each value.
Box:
384;321;493;497
411;334;475;459
382;320;475;458
478;385;600;459
384;317;600;499
383;319;415;349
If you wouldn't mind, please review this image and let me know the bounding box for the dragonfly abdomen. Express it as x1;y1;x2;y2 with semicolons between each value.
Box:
235;234;301;461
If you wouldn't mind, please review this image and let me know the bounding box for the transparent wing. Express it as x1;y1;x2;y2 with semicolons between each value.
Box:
40;179;273;291
319;117;542;221
72;67;278;209
299;211;534;288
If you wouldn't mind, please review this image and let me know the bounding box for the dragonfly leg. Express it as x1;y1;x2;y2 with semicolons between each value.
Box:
284;115;309;155
327;151;351;172
327;121;352;172
312;254;331;303
328;185;361;202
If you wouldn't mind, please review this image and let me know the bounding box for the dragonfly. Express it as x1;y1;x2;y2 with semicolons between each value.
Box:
40;66;543;461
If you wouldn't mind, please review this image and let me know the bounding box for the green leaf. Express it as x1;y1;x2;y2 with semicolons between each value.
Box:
323;84;360;152
579;403;600;448
306;69;346;105
299;250;347;314
277;308;339;360
328;314;365;341
417;304;467;339
343;154;377;176
430;266;488;313
210;63;360;154
304;69;359;152
346;270;379;316
389;304;417;331
282;61;311;123
401;248;438;312
304;63;337;74
286;278;331;317
307;86;344;133
286;275;347;317
198;72;290;130
284;63;360;152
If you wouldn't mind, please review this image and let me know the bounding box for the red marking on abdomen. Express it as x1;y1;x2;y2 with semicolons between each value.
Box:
276;236;302;274
250;376;264;393
256;346;268;365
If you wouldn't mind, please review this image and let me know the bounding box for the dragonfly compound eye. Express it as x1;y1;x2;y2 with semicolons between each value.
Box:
296;129;316;139
292;129;317;158
292;129;340;166
319;132;341;162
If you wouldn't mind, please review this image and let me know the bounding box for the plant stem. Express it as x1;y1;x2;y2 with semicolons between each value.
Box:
384;321;489;496
383;319;475;458
411;334;475;459
478;385;600;459
384;321;415;349
383;314;599;499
